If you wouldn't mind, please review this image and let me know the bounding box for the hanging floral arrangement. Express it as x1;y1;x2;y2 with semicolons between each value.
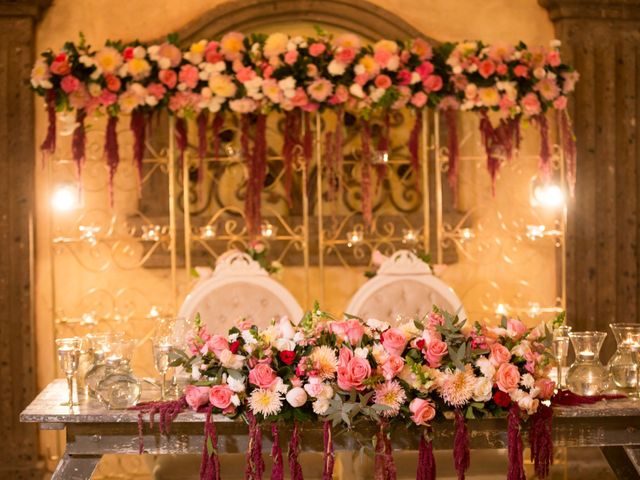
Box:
31;32;578;233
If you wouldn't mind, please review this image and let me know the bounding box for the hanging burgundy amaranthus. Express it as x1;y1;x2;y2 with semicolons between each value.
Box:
131;396;187;454
478;112;521;194
416;429;436;480
271;424;284;480
453;409;470;480
375;111;391;187
322;421;335;480
559;110;577;196
130;109;147;194
72;109;87;180
529;403;553;479
288;422;304;480
325;108;345;202
443;108;459;196
200;405;221;480
534;113;552;182
243;114;268;238
40;89;57;164
175;116;188;168
104;115;120;205
245;412;265;480
196;111;209;182
361;119;373;227
374;422;396;480
507;405;525;480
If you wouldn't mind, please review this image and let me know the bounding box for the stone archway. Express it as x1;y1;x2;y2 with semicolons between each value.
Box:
168;0;436;45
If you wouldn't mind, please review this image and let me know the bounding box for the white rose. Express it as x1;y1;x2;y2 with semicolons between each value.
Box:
278;76;296;92
191;365;202;381
349;83;365;99
319;384;334;400
274;338;296;351
312;397;330;415
475;356;495;379
353;64;365;75
327;60;346;76
212;61;226;73
293;331;304;343
226;375;246;393
158;58;171;70
286;387;308;407
145;96;158;107
354;347;369;359
133;46;147;59
472;376;492;402
277;316;295;339
366;318;390;331
517;393;539;415
241;330;258;345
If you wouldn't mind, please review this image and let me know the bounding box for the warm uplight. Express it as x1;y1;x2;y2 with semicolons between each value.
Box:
495;303;508;316
200;225;216;239
528;302;541;318
530;177;565;208
460;228;474;241
260;221;276;238
526;225;546;241
347;229;363;247
52;185;80;212
373;150;389;165
402;228;418;244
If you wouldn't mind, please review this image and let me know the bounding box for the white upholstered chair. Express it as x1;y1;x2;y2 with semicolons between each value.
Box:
178;251;303;332
345;250;466;321
152;252;334;480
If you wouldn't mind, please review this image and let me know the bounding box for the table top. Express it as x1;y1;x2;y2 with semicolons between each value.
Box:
20;379;640;426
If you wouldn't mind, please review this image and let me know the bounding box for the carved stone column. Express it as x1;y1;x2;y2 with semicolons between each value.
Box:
540;0;640;348
0;1;50;478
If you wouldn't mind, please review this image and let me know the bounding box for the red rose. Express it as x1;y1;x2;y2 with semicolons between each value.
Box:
123;47;135;60
55;53;67;62
229;340;240;354
493;389;511;408
279;350;296;365
416;339;426;350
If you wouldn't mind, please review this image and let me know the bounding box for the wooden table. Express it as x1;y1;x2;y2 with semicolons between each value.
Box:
20;380;640;479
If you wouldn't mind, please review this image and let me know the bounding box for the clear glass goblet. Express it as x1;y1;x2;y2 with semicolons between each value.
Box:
56;337;82;407
627;332;640;399
552;325;572;389
152;337;173;400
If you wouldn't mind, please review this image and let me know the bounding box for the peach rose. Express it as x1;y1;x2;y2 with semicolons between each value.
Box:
248;363;278;389
184;385;210;410
489;343;511;366
381;355;405;380
337;355;371;391
381;328;408;356
535;378;555;400
209;385;233;410
409;398;436;426
309;43;326;57
425;340;448;368
496;363;520;393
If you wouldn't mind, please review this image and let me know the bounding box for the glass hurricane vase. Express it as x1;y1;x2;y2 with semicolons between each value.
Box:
607;323;640;392
566;331;609;396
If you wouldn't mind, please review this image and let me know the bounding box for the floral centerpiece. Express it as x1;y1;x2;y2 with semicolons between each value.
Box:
32;31;578;233
133;305;561;480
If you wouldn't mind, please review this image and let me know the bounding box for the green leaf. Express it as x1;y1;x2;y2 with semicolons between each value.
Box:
465;406;475;420
206;436;215;456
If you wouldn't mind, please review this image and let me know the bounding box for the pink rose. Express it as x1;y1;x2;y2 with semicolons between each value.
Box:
61;75;80;93
507;318;527;339
104;74;121;93
290;87;309;108
338;347;352;368
425;340;448;368
496;63;508;75
248;363;278;389
411;91;427;108
535;378;555;399
185;385;210;410
329;84;349;104
179;65;199;89
415;61;434;81
344;319;365;345
207;335;229;356
335;47;356;64
50;59;71;76
489;343;511;366
99;90;117;107
397;69;412;86
209;384;233;409
284;50;299;65
337;355;371;391
478;59;496;79
514;65;529;78
309;43;326;57
381;328;408;356
381;355;405;380
409;398;436;426
547;50;561;67
158;43;182;67
423;75;443;92
521;92;541;117
159;69;177;89
495;363;520;393
236;67;255;83
427;312;444;327
375;74;392;90
373;50;392;67
553;95;567;110
146;82;166;99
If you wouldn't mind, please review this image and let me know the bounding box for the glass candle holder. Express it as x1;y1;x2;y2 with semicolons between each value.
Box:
607;323;640;392
566;331;608;396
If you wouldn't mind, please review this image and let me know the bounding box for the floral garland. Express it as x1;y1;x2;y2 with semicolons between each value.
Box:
32;32;578;231
135;306;562;480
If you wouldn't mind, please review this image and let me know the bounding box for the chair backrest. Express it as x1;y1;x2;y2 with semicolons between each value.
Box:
178;252;303;334
345;250;466;322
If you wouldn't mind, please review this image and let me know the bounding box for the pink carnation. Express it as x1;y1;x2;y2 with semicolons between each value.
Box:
307;78;333;102
514;65;529;78
335;47;356;65
415;61;434;81
329;84;349;104
521;92;541;116
397;69;412;86
159;69;177;89
61;75;80;93
547;50;561;67
146;82;166;99
309;43;326;57
411;91;427;108
423;75;443;92
375;74;392;89
478;59;496;79
284;50;299;65
236;66;256;83
179;65;199;89
553;95;568;109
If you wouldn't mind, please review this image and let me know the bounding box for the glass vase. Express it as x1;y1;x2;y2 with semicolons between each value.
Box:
607;323;640;392
566;331;608;396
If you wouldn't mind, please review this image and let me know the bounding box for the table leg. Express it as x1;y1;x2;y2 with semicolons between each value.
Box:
601;446;640;480
51;453;101;480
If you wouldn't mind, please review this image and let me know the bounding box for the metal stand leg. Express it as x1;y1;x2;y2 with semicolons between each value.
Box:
601;446;640;479
51;453;101;480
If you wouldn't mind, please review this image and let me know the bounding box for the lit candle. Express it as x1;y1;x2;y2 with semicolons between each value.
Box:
579;349;595;360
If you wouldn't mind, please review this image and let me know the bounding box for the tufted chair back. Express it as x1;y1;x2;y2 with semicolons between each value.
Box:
345;250;465;322
178;251;303;333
